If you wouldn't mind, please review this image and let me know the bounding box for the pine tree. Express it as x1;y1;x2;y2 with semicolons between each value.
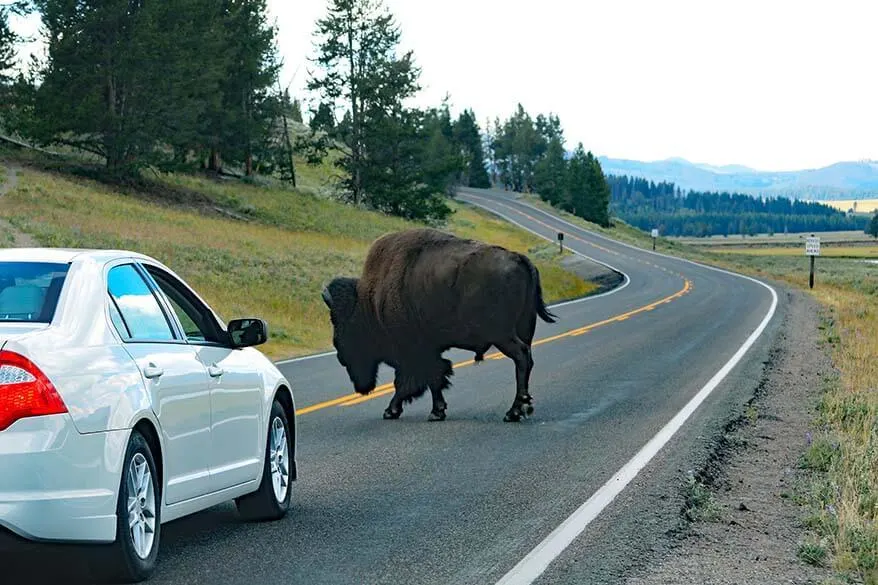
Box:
308;0;449;222
0;6;16;126
452;108;490;188
0;6;14;86
493;104;544;192
291;99;303;123
20;0;228;172
584;151;611;227
202;0;279;175
420;102;464;196
533;136;567;206
868;212;878;238
564;143;590;216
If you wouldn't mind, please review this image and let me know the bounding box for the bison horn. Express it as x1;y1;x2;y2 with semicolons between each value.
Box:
321;287;333;308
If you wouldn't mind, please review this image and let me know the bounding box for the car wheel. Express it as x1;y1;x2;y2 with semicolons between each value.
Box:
101;429;161;583
235;399;293;521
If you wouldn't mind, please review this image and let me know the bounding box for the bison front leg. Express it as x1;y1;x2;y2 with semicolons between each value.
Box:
383;370;408;419
427;358;454;422
496;338;535;422
383;390;405;420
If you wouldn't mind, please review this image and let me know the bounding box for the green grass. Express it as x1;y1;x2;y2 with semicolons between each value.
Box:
683;472;722;523
0;165;595;359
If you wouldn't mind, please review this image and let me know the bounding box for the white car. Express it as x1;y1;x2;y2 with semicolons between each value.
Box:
0;248;297;582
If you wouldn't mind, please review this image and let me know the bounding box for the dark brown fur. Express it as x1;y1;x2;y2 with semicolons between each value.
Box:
321;228;557;422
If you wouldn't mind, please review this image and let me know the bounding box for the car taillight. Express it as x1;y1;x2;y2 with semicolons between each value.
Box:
0;350;68;432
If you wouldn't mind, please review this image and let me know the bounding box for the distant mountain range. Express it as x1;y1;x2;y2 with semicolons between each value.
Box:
595;156;878;201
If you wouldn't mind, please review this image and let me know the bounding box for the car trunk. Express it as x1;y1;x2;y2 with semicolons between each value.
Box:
0;323;50;351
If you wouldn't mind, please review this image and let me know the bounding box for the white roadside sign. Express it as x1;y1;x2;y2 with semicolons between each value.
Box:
651;228;659;238
805;236;820;256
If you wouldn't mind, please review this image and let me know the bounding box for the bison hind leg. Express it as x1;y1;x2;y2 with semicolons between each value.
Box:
495;337;536;423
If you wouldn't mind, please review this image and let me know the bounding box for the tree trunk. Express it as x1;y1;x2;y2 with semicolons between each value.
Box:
208;149;221;172
245;153;253;177
277;82;296;187
347;5;361;205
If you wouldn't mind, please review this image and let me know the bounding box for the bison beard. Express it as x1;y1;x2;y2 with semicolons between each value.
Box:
322;228;557;422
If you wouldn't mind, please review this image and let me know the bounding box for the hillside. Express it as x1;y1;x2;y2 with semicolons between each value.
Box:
0;153;597;359
597;156;878;200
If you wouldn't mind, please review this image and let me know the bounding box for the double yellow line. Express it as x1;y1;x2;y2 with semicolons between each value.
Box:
297;278;692;416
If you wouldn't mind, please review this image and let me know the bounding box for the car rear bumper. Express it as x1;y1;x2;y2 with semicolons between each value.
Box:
0;414;127;543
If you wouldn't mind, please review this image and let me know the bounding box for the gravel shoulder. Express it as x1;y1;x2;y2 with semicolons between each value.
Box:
624;287;835;585
560;253;625;295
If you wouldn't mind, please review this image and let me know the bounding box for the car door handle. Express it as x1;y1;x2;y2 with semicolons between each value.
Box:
143;364;164;379
208;365;224;378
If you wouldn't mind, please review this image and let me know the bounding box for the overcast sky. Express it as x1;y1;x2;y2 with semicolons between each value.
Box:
10;0;878;172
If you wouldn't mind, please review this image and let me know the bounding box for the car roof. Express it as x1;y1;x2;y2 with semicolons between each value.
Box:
0;247;154;265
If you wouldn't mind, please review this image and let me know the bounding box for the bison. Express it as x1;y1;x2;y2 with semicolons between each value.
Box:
321;227;557;422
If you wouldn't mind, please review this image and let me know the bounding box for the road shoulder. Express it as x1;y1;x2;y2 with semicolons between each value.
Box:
624;288;835;585
560;254;625;296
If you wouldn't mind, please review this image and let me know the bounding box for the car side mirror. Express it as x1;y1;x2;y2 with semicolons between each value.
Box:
227;318;269;348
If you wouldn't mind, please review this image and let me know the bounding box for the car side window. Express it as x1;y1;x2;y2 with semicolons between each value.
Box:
108;294;132;340
107;264;176;341
142;265;223;345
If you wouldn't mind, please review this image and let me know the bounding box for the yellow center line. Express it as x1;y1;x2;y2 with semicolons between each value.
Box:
297;278;693;415
297;393;363;415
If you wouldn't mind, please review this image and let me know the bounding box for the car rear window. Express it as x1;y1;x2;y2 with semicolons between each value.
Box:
0;262;70;323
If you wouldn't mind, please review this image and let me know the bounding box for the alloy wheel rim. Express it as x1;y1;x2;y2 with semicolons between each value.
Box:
269;416;290;502
127;452;156;559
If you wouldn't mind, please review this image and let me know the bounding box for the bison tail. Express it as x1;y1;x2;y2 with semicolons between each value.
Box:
524;256;557;324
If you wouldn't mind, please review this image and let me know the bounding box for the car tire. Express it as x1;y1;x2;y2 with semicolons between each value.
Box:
235;398;293;522
101;429;162;583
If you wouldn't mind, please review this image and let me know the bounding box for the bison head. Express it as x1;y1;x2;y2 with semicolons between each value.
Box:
322;277;380;394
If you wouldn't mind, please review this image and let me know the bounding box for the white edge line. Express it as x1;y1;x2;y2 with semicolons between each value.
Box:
495;278;777;585
276;350;337;365
275;206;631;366
456;189;781;585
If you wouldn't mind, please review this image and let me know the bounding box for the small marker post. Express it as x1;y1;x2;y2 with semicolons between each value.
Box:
651;228;659;251
558;232;564;254
805;234;820;289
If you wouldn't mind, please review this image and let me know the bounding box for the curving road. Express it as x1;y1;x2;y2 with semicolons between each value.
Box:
13;188;780;585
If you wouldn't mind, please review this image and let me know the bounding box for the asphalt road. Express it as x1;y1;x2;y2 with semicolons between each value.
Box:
11;188;780;585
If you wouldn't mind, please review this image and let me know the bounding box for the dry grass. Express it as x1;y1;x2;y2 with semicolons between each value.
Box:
824;199;878;214
0;167;595;359
711;246;878;258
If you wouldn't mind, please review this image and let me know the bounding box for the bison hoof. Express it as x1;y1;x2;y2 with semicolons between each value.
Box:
428;410;446;422
504;410;523;423
524;403;535;416
383;408;402;420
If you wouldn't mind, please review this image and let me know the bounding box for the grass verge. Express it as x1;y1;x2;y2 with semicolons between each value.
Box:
522;193;878;583
0;166;595;359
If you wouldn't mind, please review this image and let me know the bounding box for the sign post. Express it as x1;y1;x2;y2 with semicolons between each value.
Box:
558;232;564;254
651;228;659;251
805;234;820;289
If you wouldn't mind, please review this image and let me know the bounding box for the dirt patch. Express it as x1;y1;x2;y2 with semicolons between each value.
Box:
0;162;39;248
625;289;836;585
